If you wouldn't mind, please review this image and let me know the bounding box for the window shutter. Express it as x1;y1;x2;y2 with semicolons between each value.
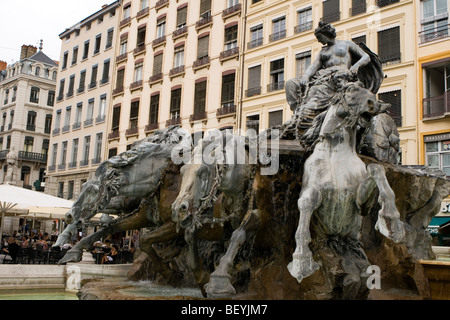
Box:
197;35;209;59
112;106;121;129
194;81;207;114
378;26;400;63
269;110;283;127
200;0;211;15
248;65;261;89
153;54;163;75
177;7;187;27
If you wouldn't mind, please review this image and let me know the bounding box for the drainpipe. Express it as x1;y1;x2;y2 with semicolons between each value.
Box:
237;0;248;135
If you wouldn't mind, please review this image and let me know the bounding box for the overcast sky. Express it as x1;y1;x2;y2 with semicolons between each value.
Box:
0;0;116;65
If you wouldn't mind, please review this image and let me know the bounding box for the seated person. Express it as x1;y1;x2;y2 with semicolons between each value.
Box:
101;243;118;264
0;237;20;263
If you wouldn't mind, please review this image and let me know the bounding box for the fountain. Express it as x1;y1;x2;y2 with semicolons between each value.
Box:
55;22;450;300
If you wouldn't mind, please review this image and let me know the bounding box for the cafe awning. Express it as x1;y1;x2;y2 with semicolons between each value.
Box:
428;216;450;235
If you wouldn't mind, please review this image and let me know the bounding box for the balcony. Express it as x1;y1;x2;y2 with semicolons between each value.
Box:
169;65;185;78
130;80;143;91
173;26;188;40
419;24;450;44
189;111;207;123
267;81;285;92
68;161;77;169
119;17;131;28
108;130;120;140
52;128;60;135
133;44;146;56
18;151;46;163
380;50;401;65
321;12;340;24
80;159;89;167
246;86;261;98
112;86;124;96
58;163;66;170
152;36;166;48
294;21;313;34
116;53;127;63
220;47;239;62
100;77;109;85
62;125;70;133
216;104;236;118
222;3;241;19
193;56;210;70
125;127;139;136
0;150;8;160
166;117;181;127
196;14;213;30
247;38;263;50
47;165;56;172
145;123;159;132
92;157;102;165
88;81;97;89
26;124;36;131
66;91;74;99
149;73;163;85
423;92;450;119
72;122;81;130
136;7;149;20
77;86;85;94
84;118;93;127
96;114;106;123
155;0;169;10
269;30;286;42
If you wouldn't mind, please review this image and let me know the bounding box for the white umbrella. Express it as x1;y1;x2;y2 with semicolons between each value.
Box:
0;184;73;239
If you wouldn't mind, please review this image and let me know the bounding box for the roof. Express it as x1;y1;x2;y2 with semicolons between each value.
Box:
27;51;58;67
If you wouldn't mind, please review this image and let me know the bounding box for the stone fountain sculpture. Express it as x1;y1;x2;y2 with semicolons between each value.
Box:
58;22;450;300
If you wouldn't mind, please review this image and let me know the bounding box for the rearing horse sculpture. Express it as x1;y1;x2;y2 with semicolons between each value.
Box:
288;80;406;282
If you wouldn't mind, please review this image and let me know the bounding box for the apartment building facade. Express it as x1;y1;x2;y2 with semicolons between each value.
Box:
416;0;450;179
241;0;417;165
46;2;120;199
0;44;58;188
107;0;243;155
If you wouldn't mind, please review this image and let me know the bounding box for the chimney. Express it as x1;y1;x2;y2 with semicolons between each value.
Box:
0;61;7;71
20;45;37;60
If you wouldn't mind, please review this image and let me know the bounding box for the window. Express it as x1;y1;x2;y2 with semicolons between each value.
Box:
79;70;86;93
58;182;64;198
30;87;40;103
170;88;182;119
60;141;68;166
378;90;402;127
149;94;159;124
71;138;79;167
269;110;283;128
47;90;55;106
197;35;209;59
21;166;31;186
200;0;211;18
74;103;82;129
227;0;239;8
98;95;106;122
271;16;286;41
269;58;285;91
176;6;188;29
67;75;75;97
108;148;118;158
351;0;366;16
82;136;91;166
296;7;313;33
423;60;450;118
134;61;143;82
174;46;185;68
247;65;261;97
111;105;121;135
63;106;71;132
116;68;125;90
3;89;8;105
246;114;260;133
86;99;94;125
249;24;263;49
82;40;90;60
94;34;102;55
51;143;58;167
90;64;98;88
129;100;140;130
420;0;448;43
137;25;146;47
194;80;207;115
58;79;65;100
68;181;74;200
54;110;61;131
42;139;49;157
221;73;235;107
296;51;311;78
352;35;366;45
322;0;340;24
26;111;36;131
12;87;16;102
120;36;128;55
72;46;78;65
156;17;166;39
153;53;163;75
62;51;68;69
106;28;114;49
45;115;52;134
123;4;131;19
141;0;149;10
101;59;110;84
378;26;401;65
425;134;450;177
94;133;103;164
35;66;40;77
224;25;238;50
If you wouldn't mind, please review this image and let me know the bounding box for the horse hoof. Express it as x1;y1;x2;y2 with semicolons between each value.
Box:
205;273;236;299
287;253;320;283
58;250;82;265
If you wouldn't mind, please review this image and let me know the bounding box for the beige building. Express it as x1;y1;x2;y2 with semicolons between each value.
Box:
241;0;418;166
46;2;120;199
107;0;243;154
0;44;58;188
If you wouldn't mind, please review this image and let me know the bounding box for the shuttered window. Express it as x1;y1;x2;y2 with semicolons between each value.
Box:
177;6;187;28
378;26;401;64
116;68;125;89
352;35;366;45
269;110;283;128
221;73;235;107
247;65;261;97
197;35;209;59
112;105;121;130
149;94;159;124
153;53;163;75
170;88;182;119
129;100;139;129
378;90;402;127
200;0;211;16
322;0;340;23
194;80;207;114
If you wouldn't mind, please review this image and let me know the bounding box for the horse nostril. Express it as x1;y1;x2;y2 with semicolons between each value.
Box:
180;203;187;212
